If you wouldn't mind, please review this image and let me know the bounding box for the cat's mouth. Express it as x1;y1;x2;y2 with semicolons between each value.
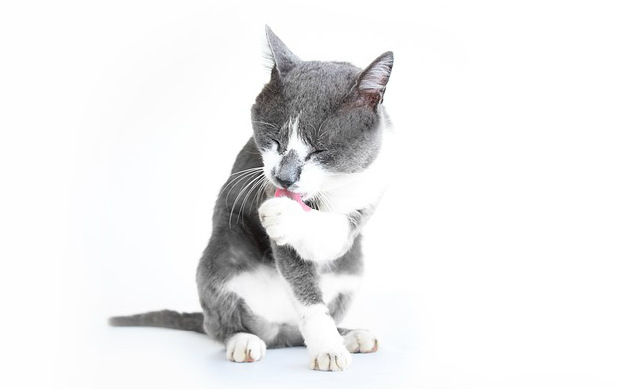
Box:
275;188;312;212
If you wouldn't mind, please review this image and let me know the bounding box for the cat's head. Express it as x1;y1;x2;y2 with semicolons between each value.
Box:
251;26;393;202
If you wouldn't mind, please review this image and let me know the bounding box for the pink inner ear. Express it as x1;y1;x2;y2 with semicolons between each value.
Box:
274;188;312;212
353;52;393;107
359;90;383;106
359;73;389;92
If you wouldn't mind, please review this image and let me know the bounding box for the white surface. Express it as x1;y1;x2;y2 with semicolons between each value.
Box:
0;1;636;388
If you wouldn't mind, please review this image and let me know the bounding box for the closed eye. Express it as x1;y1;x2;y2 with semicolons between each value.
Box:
269;138;282;153
305;149;326;161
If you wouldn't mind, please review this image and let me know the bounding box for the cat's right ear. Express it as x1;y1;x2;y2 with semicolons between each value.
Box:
265;26;300;77
353;51;394;109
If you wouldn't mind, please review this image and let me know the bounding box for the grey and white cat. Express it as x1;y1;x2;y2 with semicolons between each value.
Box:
110;26;394;372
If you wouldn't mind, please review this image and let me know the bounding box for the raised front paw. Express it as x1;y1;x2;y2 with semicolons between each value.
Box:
310;345;352;372
258;197;305;246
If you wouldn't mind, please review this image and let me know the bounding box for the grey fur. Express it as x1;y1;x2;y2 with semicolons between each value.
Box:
265;25;300;77
109;310;205;333
109;26;393;360
275;149;301;188
274;245;324;306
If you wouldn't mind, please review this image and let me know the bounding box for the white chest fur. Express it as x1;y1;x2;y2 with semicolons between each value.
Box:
225;265;361;324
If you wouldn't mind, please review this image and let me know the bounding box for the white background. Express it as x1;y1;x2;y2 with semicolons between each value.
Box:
0;1;636;388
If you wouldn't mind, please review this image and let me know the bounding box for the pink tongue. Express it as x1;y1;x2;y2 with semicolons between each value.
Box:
275;188;312;212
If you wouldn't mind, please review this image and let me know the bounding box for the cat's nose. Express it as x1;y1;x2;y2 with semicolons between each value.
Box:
275;166;299;188
275;176;296;189
275;151;301;189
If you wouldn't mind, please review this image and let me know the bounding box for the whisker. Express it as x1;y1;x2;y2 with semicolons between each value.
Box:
222;170;262;207
251;177;272;211
315;192;326;210
315;117;328;140
307;122;319;140
248;176;269;215
251;120;279;129
228;166;263;177
221;169;261;194
220;172;255;198
229;172;264;227
317;190;339;213
314;191;328;212
237;175;267;224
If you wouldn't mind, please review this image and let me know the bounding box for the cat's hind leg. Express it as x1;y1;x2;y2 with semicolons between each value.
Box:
197;228;278;363
338;328;379;353
198;288;273;363
226;332;267;362
199;292;271;363
330;293;378;353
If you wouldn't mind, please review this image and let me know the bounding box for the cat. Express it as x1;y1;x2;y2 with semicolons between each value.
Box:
109;26;394;372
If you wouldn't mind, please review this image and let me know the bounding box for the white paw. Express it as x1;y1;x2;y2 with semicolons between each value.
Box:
343;329;379;353
226;333;266;363
310;345;352;371
258;197;305;246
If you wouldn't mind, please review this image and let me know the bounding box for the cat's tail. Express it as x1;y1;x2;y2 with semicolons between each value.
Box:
108;310;205;334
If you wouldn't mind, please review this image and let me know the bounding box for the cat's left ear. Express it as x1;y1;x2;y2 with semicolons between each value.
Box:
354;51;394;108
265;25;301;77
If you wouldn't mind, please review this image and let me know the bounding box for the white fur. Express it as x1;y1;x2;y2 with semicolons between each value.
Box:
286;114;309;157
226;333;267;362
296;159;324;196
261;114;310;188
343;329;379;353
259;122;395;263
315;128;395;214
284;118;394;213
296;303;352;371
225;264;362;324
225;265;298;323
260;113;395;214
261;143;280;184
358;56;393;91
259;197;354;263
319;272;362;302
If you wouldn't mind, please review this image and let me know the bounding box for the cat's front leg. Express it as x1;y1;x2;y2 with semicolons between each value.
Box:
274;246;352;371
258;197;353;263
